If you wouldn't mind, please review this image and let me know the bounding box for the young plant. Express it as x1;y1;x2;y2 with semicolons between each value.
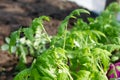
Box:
1;2;120;80
89;2;120;44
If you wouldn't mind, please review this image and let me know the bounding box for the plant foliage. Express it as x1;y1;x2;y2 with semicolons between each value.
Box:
1;2;120;80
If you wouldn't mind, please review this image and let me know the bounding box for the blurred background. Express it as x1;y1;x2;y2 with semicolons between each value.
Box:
0;0;119;80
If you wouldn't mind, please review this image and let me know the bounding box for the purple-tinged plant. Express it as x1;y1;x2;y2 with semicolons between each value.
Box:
107;62;120;79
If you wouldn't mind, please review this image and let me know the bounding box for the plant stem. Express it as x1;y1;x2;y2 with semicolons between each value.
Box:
40;23;51;42
96;61;105;74
63;25;67;49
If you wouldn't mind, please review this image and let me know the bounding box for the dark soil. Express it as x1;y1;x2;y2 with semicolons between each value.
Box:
0;0;96;80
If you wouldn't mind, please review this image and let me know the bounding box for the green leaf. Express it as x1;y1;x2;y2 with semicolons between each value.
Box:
77;70;90;80
58;70;69;80
31;16;49;31
5;37;10;44
10;30;20;46
19;45;27;63
116;66;120;71
1;44;9;51
91;72;108;80
23;28;34;41
14;69;31;80
111;56;119;62
11;46;16;53
31;68;41;80
36;65;56;79
58;9;89;36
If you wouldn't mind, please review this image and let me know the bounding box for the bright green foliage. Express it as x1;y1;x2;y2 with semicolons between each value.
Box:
1;2;120;80
89;3;120;44
2;16;51;63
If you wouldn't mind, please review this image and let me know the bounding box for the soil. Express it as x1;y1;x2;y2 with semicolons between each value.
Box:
0;0;96;80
